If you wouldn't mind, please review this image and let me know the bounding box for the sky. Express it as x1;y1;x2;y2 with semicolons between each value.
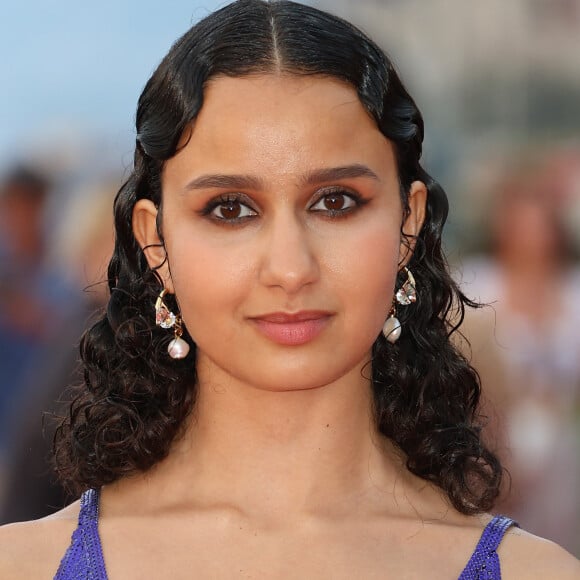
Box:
0;0;225;169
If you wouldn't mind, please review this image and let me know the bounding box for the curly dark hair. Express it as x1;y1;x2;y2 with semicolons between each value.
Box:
54;0;502;514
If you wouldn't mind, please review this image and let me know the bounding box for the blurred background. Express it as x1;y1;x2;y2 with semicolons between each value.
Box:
0;0;578;557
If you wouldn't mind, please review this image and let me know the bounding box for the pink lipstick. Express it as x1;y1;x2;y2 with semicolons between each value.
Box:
250;311;332;346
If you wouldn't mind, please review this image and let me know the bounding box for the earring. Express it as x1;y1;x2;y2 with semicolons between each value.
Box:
382;302;402;344
155;289;190;359
395;267;417;306
382;267;416;344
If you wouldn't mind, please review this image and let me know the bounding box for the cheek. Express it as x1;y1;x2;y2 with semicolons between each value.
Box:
326;219;401;293
164;228;255;335
323;220;401;336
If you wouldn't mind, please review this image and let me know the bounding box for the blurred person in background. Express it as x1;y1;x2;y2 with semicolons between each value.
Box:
0;180;117;523
460;151;580;557
0;167;51;400
0;166;78;450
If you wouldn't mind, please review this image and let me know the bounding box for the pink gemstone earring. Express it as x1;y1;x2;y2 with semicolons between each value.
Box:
155;289;190;359
382;267;416;344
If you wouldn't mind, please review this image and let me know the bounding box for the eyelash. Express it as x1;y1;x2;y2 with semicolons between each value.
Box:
309;187;367;217
199;194;258;224
200;188;367;225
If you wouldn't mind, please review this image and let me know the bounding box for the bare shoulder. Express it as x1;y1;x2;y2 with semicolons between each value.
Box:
499;526;580;580
0;501;80;580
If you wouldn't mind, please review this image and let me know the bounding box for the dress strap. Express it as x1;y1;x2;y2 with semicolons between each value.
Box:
458;515;518;579
54;488;108;579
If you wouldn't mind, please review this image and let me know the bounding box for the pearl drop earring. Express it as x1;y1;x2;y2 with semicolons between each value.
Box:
382;267;416;344
155;289;190;359
382;304;402;344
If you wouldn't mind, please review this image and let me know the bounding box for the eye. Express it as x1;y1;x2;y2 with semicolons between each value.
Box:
206;196;257;222
310;190;360;214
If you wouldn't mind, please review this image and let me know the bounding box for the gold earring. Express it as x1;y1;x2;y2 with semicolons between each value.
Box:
155;289;190;359
382;268;416;343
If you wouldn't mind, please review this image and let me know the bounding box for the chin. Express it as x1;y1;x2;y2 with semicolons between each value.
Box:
242;358;368;394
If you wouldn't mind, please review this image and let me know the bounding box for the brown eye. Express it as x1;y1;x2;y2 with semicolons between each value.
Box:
218;200;241;219
323;193;347;211
210;199;256;221
310;191;358;214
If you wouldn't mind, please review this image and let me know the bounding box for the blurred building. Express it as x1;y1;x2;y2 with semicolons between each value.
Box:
312;0;580;135
312;0;580;246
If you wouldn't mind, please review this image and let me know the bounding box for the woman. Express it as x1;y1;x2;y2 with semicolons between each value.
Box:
1;1;578;578
461;160;580;555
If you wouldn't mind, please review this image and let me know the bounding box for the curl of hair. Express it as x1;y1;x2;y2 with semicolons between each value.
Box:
55;0;501;513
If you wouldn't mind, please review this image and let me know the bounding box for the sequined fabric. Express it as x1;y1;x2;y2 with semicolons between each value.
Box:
54;489;107;579
458;515;518;579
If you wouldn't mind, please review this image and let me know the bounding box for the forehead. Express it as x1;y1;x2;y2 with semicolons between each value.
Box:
164;74;395;185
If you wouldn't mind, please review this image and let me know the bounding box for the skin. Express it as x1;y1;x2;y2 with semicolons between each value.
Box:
0;74;578;579
493;192;566;326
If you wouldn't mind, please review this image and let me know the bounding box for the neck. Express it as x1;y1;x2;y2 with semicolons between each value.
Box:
141;356;405;519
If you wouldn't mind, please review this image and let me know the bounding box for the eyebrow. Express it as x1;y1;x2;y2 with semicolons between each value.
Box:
183;163;381;193
304;164;381;185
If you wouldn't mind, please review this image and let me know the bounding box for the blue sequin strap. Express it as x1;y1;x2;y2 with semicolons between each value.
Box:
458;515;518;579
54;488;108;579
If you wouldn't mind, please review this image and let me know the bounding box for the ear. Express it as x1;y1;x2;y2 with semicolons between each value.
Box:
132;199;174;293
398;180;427;267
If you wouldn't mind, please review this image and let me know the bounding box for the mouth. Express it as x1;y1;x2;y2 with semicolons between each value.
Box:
249;311;333;346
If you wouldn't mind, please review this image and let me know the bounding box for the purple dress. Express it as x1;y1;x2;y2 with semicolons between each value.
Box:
55;489;517;579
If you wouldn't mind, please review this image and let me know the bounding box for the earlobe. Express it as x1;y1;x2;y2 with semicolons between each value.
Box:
399;180;427;266
132;199;173;290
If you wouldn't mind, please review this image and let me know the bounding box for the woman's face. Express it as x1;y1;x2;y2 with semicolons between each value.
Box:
493;189;562;262
134;74;425;392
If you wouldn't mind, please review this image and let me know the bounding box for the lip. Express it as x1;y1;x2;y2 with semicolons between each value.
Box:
250;311;333;346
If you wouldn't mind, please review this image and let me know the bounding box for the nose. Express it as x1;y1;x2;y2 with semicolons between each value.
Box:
258;212;320;294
